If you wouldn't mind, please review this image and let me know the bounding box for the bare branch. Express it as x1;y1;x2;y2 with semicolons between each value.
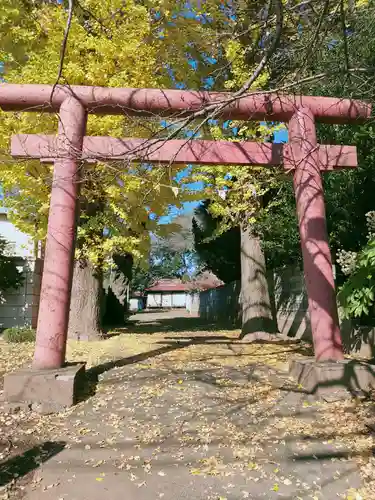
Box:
340;0;351;79
50;0;74;104
299;0;330;74
229;0;283;97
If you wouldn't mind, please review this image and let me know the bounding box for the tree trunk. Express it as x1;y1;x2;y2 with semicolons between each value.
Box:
240;225;277;340
68;259;103;340
102;254;132;327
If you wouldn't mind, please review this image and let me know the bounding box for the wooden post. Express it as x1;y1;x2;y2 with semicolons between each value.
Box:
33;97;86;369
289;107;343;361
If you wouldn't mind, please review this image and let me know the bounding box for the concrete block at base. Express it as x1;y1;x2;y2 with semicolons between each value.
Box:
289;358;375;399
3;363;86;414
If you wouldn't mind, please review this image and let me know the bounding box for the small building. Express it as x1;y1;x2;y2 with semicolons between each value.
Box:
0;208;43;329
145;273;223;310
145;279;190;309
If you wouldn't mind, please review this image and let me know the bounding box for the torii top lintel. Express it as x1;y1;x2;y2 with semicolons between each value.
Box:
0;84;371;124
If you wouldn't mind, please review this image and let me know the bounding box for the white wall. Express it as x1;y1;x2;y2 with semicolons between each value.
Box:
186;293;200;315
0;209;42;329
171;293;186;308
162;294;172;308
0;209;34;258
146;292;187;308
0;258;43;329
147;293;162;308
129;298;142;311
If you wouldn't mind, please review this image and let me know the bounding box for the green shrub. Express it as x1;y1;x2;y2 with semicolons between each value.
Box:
2;326;36;343
337;213;375;321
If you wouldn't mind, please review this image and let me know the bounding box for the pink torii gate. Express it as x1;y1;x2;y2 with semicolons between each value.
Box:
1;84;371;371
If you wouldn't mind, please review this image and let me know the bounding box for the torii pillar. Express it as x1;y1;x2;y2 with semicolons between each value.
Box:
4;96;88;413
33;97;87;369
289;107;343;361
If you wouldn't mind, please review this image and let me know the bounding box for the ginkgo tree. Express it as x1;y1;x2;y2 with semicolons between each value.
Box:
190;37;283;339
0;0;225;338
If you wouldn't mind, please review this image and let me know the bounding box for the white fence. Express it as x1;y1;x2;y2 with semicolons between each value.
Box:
0;258;43;330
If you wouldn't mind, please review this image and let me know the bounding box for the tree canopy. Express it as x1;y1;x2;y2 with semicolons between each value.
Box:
0;0;174;264
132;215;201;292
0;0;230;267
193;201;241;283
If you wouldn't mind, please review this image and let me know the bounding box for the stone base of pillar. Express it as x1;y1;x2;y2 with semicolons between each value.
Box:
289;358;375;400
3;363;86;414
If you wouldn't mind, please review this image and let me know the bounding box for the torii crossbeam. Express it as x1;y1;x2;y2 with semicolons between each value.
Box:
12;134;357;169
1;84;371;371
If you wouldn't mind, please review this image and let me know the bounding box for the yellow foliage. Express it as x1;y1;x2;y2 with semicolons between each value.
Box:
192;119;282;230
224;40;269;90
0;0;205;264
190;33;284;230
0;0;285;260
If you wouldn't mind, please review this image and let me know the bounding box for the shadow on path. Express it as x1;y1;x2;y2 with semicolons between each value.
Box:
86;333;310;399
112;314;238;335
0;441;66;487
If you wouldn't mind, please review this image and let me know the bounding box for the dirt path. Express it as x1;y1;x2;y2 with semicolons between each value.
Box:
0;313;374;499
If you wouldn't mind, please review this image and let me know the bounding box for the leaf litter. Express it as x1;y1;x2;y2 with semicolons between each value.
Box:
0;327;374;498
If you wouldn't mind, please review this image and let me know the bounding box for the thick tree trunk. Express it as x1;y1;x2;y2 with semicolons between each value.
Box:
102;255;132;327
68;259;102;340
240;225;277;340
